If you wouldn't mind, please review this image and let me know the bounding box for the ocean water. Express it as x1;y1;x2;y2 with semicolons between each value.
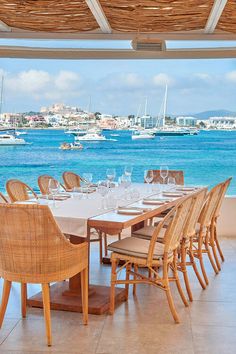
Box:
0;129;235;195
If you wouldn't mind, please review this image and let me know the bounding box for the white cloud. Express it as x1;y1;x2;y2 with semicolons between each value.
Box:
225;71;236;82
6;69;50;93
55;70;80;91
194;73;212;81
152;73;174;87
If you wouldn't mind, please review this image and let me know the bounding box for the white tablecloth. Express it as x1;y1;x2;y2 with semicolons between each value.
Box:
48;183;167;238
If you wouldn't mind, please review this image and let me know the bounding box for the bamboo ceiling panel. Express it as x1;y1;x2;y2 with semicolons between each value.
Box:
100;0;214;32
0;0;98;32
217;0;236;34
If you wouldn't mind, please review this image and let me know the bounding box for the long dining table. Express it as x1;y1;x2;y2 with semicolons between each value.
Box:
27;183;204;315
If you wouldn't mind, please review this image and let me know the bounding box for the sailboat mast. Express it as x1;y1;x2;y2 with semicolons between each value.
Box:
163;85;168;126
0;75;4;117
144;96;148;116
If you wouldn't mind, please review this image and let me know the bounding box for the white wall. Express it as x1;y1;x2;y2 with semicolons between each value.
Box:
218;196;236;237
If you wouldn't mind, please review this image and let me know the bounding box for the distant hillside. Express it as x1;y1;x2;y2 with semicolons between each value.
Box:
192;109;236;120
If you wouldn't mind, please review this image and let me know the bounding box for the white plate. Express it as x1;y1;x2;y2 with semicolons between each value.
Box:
117;208;143;215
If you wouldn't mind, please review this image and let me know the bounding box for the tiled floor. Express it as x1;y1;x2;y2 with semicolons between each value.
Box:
0;236;236;354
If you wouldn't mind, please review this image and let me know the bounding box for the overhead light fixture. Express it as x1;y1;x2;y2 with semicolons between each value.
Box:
132;39;166;51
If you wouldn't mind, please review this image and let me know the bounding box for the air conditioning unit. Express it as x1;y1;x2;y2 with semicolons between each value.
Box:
132;39;166;51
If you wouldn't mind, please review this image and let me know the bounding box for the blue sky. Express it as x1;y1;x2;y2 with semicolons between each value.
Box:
1;39;236;116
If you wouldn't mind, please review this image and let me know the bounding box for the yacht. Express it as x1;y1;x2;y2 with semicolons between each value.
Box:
15;131;27;136
131;130;155;140
75;132;107;142
0;134;27;145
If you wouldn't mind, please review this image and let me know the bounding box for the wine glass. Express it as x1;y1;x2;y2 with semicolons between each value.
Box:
144;170;153;193
160;165;169;184
106;168;116;187
124;165;133;177
97;181;109;209
121;174;131;198
83;173;93;186
48;178;60;207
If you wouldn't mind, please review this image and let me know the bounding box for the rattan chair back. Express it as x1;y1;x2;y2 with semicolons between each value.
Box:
38;175;65;195
0;203;88;283
6;179;37;202
198;182;223;228
63;171;82;190
214;177;232;218
146;170;184;185
147;195;193;264
183;188;207;238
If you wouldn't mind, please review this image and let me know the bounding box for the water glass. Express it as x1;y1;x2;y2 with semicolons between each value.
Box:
160;165;169;184
167;177;176;188
48;178;60;207
97;181;109;209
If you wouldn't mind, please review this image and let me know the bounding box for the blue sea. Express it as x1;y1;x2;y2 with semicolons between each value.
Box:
0;129;235;195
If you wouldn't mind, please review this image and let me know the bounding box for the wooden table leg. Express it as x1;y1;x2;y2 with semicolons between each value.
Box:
27;232;126;315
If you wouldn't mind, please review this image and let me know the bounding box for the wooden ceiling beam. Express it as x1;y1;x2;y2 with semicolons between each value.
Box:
205;0;228;33
1;29;236;41
85;0;112;33
0;45;236;60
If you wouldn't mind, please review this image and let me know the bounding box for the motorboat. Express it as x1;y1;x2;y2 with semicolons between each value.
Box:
131;130;155;140
15;131;27;136
75;132;107;141
0;134;27;145
60;142;83;150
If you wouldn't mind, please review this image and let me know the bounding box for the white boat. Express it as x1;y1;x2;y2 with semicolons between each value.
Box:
75;132;107;141
0;134;27;145
15;131;27;136
131;131;155;140
65;128;87;136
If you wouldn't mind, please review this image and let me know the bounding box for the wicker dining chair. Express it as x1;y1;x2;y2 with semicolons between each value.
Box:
108;194;193;323
192;182;224;286
132;189;208;302
209;177;232;271
0;192;8;203
0;203;88;346
38;175;66;195
62;171;82;191
146;170;184;185
6;179;38;203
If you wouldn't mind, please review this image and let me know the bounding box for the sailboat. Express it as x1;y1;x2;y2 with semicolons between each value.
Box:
152;86;194;137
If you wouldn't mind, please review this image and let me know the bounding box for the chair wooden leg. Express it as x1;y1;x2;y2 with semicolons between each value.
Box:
99;231;103;263
0;280;12;328
104;233;108;257
214;224;224;262
125;263;131;300
133;264;138;296
173;252;188;307
199;252;209;286
163;262;180;323
21;283;27;318
211;241;221;271
189;249;206;289
205;243;219;275
180;246;193;302
41;283;52;347
109;258;117;314
81;267;88;325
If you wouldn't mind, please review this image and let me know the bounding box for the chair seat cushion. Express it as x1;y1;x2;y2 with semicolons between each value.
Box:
108;237;169;260
132;226;165;242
